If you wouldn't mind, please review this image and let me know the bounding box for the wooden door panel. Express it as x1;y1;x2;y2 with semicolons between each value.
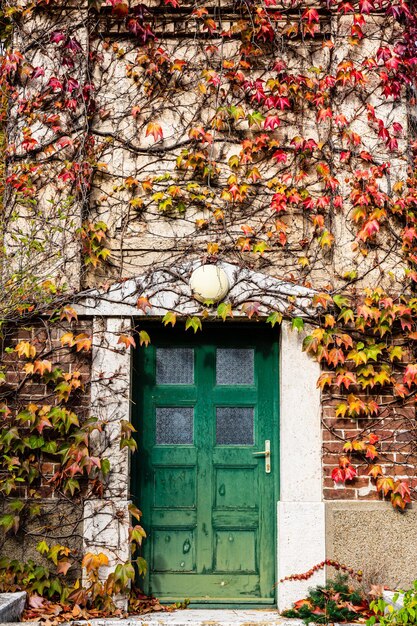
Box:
214;530;257;572
214;467;257;508
150;573;262;598
152;529;196;572
153;466;196;508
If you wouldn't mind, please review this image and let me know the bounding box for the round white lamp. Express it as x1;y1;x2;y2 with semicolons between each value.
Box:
190;265;230;303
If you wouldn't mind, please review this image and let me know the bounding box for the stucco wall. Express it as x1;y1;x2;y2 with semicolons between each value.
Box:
326;501;417;589
82;10;409;292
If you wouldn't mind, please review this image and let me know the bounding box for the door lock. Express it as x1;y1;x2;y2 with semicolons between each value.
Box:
252;440;271;473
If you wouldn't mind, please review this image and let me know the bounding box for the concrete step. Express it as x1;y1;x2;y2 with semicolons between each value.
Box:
73;610;290;625
0;592;27;622
67;609;296;626
8;614;369;626
9;611;302;626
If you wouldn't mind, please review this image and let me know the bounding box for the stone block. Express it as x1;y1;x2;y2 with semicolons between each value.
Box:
0;592;27;622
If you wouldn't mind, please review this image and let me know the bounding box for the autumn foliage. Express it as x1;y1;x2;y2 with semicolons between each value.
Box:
1;0;417;612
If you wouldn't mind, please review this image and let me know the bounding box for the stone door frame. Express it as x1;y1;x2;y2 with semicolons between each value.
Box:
78;262;325;610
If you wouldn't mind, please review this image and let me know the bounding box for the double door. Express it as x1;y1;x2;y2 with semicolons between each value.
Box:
133;325;279;606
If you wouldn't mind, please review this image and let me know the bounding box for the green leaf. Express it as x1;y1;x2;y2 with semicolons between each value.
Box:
41;440;58;454
388;345;403;361
185;316;202;333
120;436;138;452
138;330;151;347
217;302;233;321
247;111;265;127
333;294;350;308
291;317;304;331
9;500;24;513
36;540;50;555
136;556;147;576
63;478;80;496
338;308;355;324
130;524;146;546
114;562;135;588
266;312;282;327
0;514;15;533
27;435;45;449
101;458;111;476
162;311;177;327
253;241;269;255
365;343;384;362
49;578;63;597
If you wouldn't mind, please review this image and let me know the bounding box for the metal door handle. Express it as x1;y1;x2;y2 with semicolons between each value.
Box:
252;440;271;473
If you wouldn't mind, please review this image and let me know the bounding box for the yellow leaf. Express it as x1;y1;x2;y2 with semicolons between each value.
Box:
15;341;36;359
60;332;74;347
207;242;219;255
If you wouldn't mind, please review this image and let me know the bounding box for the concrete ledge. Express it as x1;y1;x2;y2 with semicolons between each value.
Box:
0;592;27;622
7;616;373;626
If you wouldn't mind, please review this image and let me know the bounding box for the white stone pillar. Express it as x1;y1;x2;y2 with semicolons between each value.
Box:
277;322;325;611
83;317;132;600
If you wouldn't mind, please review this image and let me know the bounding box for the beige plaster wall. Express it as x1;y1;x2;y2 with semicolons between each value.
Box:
85;13;409;292
326;501;417;589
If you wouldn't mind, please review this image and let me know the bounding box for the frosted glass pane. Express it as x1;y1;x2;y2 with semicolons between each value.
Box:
216;407;254;445
216;349;254;385
156;407;194;445
156;348;194;384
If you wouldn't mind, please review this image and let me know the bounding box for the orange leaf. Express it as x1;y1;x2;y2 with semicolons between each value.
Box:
33;360;52;375
60;306;78;323
365;444;378;460
118;334;136;349
137;297;152;313
56;559;71;575
74;333;92;352
376;476;394;495
368;464;383;479
146;122;163;142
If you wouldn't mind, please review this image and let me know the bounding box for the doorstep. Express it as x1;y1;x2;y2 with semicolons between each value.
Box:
10;611;303;626
8;615;371;626
81;610;290;625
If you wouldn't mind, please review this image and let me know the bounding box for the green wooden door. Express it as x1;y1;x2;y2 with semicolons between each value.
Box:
133;325;279;606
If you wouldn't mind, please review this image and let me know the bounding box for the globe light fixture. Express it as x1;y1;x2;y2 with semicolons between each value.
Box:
190;265;230;303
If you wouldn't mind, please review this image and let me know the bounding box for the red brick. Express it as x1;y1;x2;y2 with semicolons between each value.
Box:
324;488;356;500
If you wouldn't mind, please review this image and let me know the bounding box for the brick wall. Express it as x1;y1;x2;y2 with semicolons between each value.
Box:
322;388;417;501
0;318;93;561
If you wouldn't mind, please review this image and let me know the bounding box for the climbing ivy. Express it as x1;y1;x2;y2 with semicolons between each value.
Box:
1;0;417;616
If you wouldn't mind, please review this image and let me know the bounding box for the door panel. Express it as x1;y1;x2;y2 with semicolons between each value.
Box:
133;325;279;606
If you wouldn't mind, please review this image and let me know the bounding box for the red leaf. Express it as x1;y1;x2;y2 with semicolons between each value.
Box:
359;0;374;13
344;465;357;481
264;115;281;130
302;7;319;23
331;467;345;482
403;363;417;387
393;480;411;500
